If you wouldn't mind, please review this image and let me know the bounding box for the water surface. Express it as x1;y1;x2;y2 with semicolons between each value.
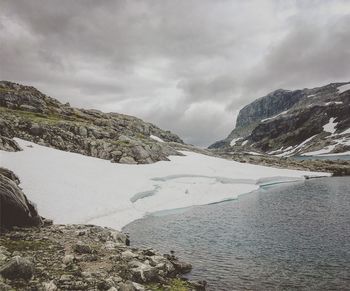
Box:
293;154;350;161
124;177;350;290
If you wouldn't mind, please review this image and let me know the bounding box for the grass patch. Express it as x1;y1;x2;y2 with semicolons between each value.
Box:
0;106;88;125
0;238;51;252
112;140;131;146
0;88;16;93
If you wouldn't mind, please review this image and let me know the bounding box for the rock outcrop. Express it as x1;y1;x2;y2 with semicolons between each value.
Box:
0;81;184;164
210;82;350;157
0;168;42;229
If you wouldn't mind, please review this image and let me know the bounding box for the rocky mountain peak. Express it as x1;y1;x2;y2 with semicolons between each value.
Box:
209;81;350;157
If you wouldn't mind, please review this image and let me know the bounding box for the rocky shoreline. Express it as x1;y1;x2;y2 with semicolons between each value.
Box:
0;224;206;291
213;151;350;176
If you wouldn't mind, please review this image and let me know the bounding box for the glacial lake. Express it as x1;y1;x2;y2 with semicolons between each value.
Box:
124;177;350;290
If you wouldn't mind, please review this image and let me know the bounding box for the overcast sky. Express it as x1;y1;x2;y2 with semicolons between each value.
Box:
1;1;350;146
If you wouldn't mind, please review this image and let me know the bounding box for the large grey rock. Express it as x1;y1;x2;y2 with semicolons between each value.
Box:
119;156;137;164
0;256;34;280
73;241;92;254
29;123;43;136
118;281;136;291
0;168;42;229
0;136;21;152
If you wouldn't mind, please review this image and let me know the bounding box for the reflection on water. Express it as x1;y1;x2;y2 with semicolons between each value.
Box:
124;177;350;290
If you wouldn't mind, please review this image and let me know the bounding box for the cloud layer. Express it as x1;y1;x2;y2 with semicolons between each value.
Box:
1;0;350;146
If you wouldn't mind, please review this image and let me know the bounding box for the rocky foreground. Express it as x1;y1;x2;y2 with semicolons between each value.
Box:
0;224;205;291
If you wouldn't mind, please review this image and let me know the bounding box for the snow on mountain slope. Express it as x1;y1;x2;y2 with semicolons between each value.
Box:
0;138;330;230
210;82;350;156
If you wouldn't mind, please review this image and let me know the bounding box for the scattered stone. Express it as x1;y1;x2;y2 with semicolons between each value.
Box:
0;256;34;280
119;156;138;164
62;254;75;264
73;241;92;254
0;281;12;291
42;281;58;291
171;260;192;274
119;281;136;291
121;250;136;261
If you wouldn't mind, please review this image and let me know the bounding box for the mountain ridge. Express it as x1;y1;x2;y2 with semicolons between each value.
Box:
0;81;185;164
209;82;350;157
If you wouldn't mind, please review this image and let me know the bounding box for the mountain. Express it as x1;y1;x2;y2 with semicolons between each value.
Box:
209;82;350;157
0;81;184;164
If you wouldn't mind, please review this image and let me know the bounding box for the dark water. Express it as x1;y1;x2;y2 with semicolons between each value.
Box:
124;177;350;290
293;155;350;161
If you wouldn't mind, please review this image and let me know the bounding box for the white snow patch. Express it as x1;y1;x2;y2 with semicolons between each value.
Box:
324;101;343;106
271;135;318;157
242;140;248;146
150;135;164;143
302;145;337;156
338;83;350;94
261;110;289;122
275;146;295;157
302;136;350;156
0;139;329;230
246;152;263;156
323;117;337;134
340;128;350;135
307;94;316;98
293;135;318;152
230;137;242;146
268;147;284;155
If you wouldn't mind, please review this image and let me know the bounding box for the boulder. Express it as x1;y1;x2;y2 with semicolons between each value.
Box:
0;256;34;280
0;136;21;152
119;156;137;164
42;281;58;291
0;168;42;229
118;281;136;291
29;123;43;136
73;241;92;254
171;260;192;274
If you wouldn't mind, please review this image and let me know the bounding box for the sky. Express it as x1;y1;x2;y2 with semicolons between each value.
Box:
1;1;350;146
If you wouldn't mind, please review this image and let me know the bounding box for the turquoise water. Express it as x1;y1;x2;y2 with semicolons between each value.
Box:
124;177;350;290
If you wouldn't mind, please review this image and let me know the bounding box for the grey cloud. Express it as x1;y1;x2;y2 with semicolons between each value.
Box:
1;0;350;146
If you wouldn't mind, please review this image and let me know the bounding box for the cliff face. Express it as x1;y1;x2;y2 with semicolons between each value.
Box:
209;82;350;157
236;89;304;128
0;81;184;164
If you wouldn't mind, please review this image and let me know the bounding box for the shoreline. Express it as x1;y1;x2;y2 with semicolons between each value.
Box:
0;223;206;290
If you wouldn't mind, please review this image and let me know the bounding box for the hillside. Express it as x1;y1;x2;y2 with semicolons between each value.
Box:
0;81;184;164
210;82;350;157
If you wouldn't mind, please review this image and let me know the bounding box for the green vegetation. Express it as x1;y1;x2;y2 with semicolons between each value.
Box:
112;140;131;147
0;88;16;93
0;106;87;125
0;107;61;124
0;238;51;252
